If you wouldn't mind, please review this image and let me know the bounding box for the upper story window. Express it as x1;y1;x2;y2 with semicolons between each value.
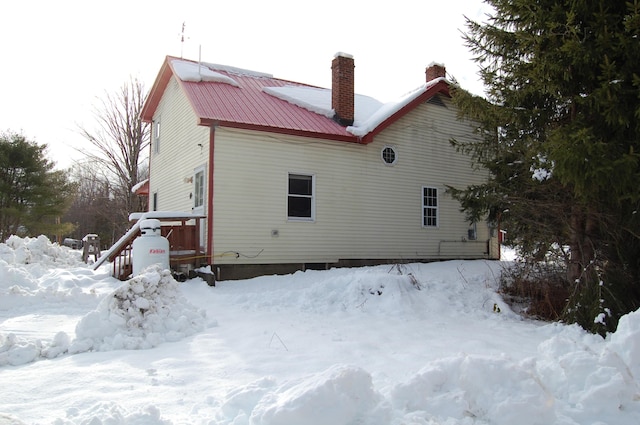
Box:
153;119;161;154
422;186;438;227
288;173;315;221
381;146;397;165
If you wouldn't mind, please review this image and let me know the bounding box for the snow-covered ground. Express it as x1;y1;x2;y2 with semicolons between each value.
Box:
1;236;638;424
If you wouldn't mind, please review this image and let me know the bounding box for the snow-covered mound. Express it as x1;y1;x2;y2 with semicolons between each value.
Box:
246;364;388;425
1;266;208;365
0;235;84;268
70;265;209;352
1;236;640;424
1;237;209;366
211;261;512;319
0;235;96;306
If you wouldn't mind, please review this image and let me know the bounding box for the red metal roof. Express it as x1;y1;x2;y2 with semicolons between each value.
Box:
133;180;149;196
141;56;451;144
181;73;355;141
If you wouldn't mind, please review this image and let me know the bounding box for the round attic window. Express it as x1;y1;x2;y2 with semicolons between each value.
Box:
381;146;397;165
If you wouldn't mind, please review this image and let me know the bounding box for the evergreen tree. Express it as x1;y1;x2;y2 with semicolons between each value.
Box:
0;131;76;241
451;0;640;334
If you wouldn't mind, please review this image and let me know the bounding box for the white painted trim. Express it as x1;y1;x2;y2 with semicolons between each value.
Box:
381;145;398;166
421;186;439;228
287;172;316;222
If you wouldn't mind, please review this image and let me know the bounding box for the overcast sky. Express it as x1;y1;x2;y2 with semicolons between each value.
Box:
1;0;492;169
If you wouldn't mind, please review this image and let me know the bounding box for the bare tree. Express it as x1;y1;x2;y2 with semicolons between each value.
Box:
77;77;150;237
62;162;117;245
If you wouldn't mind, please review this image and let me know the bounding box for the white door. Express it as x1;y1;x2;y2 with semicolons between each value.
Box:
193;166;206;249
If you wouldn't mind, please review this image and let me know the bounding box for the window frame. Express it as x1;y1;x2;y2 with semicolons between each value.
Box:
468;222;478;240
194;167;205;209
381;145;398;166
287;172;315;222
153;119;161;154
422;186;438;228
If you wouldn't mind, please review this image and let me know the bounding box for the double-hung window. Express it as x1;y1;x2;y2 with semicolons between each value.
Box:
288;173;314;220
153;119;161;154
422;186;438;227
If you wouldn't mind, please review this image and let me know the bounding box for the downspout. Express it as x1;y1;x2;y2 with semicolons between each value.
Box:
206;125;215;264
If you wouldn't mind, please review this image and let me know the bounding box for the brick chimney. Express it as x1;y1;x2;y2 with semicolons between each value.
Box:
331;52;355;126
426;62;446;82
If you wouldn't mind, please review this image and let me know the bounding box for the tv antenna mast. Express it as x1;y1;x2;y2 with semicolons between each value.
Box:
180;22;187;58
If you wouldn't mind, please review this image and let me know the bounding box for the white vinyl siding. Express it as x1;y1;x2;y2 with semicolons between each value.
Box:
149;85;493;263
148;76;210;215
210;95;491;263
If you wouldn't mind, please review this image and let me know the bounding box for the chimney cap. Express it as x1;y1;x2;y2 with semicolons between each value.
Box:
426;62;447;82
334;52;354;59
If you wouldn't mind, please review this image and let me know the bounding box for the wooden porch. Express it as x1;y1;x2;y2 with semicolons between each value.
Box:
93;212;207;281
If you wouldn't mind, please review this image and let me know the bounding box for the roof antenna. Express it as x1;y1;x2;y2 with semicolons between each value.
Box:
180;22;186;58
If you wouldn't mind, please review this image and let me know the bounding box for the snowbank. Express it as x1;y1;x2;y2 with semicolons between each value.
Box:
0;237;208;365
264;365;387;425
0;235;106;312
0;235;84;268
391;354;555;425
210;312;640;425
1;236;640;424
70;265;208;352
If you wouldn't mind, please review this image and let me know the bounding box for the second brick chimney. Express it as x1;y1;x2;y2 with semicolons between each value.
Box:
331;52;355;126
426;62;446;82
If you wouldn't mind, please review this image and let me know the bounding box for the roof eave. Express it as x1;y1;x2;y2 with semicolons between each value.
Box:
141;56;178;122
199;118;361;143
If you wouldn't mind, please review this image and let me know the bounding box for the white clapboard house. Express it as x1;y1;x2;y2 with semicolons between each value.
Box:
139;53;499;280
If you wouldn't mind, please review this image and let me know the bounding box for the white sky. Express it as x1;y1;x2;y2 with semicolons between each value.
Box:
0;0;492;169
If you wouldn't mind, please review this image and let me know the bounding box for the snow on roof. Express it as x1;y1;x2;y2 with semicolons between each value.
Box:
263;85;384;128
130;179;148;194
171;59;240;86
128;211;206;221
158;56;452;141
348;77;448;136
201;62;273;79
263;78;449;137
262;86;335;119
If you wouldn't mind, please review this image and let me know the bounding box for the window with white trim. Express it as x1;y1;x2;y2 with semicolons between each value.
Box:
422;186;438;227
288;173;314;220
152;191;158;211
153;119;161;154
194;169;205;209
381;146;397;165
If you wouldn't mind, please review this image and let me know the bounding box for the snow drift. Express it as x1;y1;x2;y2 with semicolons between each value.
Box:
1;235;639;424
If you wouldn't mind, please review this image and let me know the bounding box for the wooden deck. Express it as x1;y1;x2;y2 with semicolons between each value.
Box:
93;212;206;280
